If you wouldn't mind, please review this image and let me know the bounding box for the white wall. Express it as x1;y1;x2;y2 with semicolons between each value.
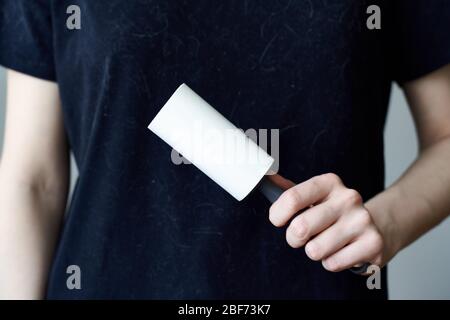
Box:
385;85;450;299
0;66;449;299
0;68;5;150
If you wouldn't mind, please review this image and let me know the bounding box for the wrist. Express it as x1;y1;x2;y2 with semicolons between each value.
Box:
365;186;405;263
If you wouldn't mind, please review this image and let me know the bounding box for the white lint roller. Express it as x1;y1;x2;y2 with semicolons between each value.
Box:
148;83;282;202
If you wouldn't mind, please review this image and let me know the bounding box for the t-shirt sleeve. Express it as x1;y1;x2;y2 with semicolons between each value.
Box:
389;0;450;84
0;0;56;81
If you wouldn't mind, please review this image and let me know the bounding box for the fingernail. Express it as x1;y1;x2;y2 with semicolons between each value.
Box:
305;242;318;259
323;257;336;270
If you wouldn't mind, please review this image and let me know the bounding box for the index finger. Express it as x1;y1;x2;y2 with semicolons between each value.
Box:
269;173;342;227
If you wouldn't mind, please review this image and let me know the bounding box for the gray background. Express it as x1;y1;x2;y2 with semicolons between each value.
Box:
0;66;449;299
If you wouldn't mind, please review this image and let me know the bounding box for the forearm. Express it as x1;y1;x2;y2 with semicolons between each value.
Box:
366;136;450;258
0;175;66;299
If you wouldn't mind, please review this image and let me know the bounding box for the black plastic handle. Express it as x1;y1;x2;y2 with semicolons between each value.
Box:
258;176;285;203
349;263;371;275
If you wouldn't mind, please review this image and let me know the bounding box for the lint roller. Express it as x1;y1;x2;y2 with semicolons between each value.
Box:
148;84;369;274
148;83;282;202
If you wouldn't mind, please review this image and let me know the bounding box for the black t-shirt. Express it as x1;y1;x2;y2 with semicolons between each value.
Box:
1;0;450;299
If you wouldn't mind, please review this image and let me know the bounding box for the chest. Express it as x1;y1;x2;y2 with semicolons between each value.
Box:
54;0;382;73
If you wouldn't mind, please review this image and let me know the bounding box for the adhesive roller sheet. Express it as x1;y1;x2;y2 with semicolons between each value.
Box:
148;84;275;201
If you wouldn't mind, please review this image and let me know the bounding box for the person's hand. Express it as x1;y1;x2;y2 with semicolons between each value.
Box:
268;173;386;273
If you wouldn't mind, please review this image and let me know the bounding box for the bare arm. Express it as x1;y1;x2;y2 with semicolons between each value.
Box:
0;70;69;299
367;64;450;263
